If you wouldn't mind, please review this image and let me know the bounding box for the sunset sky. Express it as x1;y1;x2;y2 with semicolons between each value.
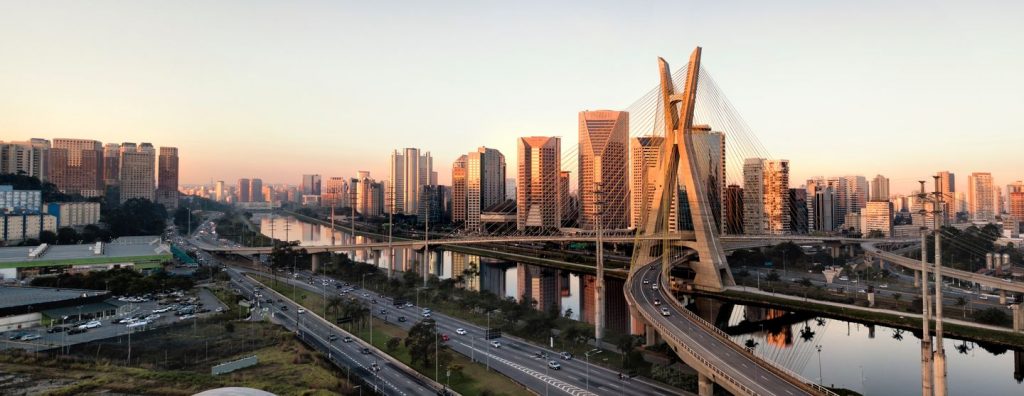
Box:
1;1;1022;194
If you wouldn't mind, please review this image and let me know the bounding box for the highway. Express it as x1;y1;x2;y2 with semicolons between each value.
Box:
224;265;448;396
863;241;1024;295
241;267;685;396
628;261;823;396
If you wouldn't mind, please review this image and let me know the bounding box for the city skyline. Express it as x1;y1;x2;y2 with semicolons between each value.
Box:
1;2;1022;193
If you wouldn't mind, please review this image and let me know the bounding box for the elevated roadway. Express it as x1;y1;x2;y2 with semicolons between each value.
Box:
863;241;1024;295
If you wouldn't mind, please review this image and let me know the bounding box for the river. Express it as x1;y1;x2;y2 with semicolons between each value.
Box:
257;214;1024;395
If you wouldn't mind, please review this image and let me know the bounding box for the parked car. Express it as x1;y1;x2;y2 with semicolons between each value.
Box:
441;334;449;342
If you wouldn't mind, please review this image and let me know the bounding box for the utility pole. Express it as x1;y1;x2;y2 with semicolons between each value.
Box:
918;181;933;396
388;185;395;278
594;182;605;342
931;176;947;396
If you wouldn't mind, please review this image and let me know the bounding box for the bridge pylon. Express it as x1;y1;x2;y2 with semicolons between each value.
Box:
630;47;735;292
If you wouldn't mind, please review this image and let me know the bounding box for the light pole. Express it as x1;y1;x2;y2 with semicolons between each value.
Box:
585;348;601;392
486;311;491;371
815;344;823;386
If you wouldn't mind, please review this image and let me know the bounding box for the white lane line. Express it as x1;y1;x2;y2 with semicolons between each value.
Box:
457;341;597;396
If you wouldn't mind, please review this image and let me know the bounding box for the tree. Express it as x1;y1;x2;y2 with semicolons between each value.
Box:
57;227;80;245
405;320;443;368
386;336;401;352
865;229;886;239
103;198;168;237
974;308;1010;326
766;270;781;282
38;230;57;245
173;207;199;234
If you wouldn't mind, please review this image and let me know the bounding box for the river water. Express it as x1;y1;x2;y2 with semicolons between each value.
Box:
257;214;1024;395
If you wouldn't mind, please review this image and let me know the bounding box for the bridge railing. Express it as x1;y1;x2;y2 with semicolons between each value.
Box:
653;266;838;396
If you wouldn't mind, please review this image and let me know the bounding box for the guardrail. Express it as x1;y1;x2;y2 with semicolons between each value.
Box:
625;271;757;396
653;265;837;396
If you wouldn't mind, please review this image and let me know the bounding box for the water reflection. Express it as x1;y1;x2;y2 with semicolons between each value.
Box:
258;215;1024;395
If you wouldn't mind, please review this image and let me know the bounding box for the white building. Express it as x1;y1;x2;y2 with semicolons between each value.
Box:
388;148;435;216
0;213;57;243
967;172;996;222
743;158;790;235
0;186;41;213
860;201;894;237
44;202;101;228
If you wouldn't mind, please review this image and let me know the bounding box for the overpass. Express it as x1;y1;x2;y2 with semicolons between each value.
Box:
863;241;1024;299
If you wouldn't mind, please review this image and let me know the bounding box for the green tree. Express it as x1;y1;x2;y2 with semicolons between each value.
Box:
57;227;80;245
766;270;781;282
103;198;168;237
405;320;444;368
38;230;57;245
974;308;1010;326
386;336;401;352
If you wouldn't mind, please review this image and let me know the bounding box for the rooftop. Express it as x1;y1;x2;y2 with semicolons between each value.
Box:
0;285;107;310
0;236;171;269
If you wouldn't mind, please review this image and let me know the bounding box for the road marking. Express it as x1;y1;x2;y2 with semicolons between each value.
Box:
458;341;597;396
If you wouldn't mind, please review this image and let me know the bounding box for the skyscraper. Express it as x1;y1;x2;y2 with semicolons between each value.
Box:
118;143;156;203
967;172;996;222
578;110;628;230
789;188;808;234
630;136;677;231
50;138;104;197
517;136;561;231
862;201;894;237
742;158;790;235
388;148;434;215
870;174;889;201
156;147;179;209
103;143;120;186
352;171;383;217
465;147;506;232
249;178;263;203
238;178;251;202
215;180;225;202
725;184;744;235
0;139;50;182
559;171;571;227
1009;191;1024;221
323;177;349;207
689;125;726;234
301;174;322;196
807;179;836;233
845;175;868;216
451;155;468;224
937;171;956;223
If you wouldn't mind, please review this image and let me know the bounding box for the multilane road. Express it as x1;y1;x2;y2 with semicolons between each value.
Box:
243;266;685;396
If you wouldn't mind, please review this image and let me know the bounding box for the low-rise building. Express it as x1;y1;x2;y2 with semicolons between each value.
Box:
44;202;101;228
0;236;171;279
1;213;57;244
0;185;41;213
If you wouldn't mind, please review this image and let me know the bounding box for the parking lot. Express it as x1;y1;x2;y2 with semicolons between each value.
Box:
0;288;226;352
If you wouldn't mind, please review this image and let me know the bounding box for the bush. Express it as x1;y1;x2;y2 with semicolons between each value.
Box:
974;308;1011;327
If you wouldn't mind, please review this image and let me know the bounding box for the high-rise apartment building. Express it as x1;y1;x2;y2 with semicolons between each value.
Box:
215;180;225;202
870;174;889;202
463;147;506;232
845;175;868;216
0;139;50;182
238;178;251;202
323;177;349;207
451;155;468;224
967;172;996;222
725;184;744;235
50;138;104;197
517;137;561;231
118;143;156;203
789;188;808;234
249;178;263;203
578;110;628;230
861;201;894;237
301;174;322;196
156;147;179;209
102;143;120;186
352;171;383;217
388;148;434;215
806;178;837;233
742;158;790;235
937;171;956;222
1009;191;1024;221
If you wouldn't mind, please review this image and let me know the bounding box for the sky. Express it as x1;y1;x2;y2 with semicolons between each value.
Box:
1;1;1022;194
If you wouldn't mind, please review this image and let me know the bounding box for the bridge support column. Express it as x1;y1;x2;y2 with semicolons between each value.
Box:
1001;290;1008;305
914;270;921;288
645;324;658;347
252;255;259;268
697;373;714;396
1012;304;1023;332
867;292;876;308
311;254;320;273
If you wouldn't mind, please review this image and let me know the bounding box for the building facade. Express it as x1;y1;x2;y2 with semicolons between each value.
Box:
118;143;156;203
465;147;506;232
237;178;251;202
451;155;467;224
0;139;50;182
0;186;41;214
578;110;629;230
742;158;790;235
630;136;677;231
0;213;57;243
50;139;104;197
937;171;956;222
517;137;561;231
967;172;996;222
156;147;179;209
388;149;434;216
861;201;894;237
870;174;889;202
45;202;101;228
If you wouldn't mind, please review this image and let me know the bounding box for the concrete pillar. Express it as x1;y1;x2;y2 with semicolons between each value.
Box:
697;373;714;396
933;351;947;396
867;292;876;308
1012;304;1023;332
986;253;994;270
311;254;320;273
645;325;657;347
914;270;921;288
1001;290;1008;305
831;245;840;258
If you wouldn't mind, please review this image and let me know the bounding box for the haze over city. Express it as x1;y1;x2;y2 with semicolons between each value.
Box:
2;1;1022;193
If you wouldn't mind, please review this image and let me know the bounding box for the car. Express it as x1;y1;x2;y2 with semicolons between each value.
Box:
343;336;353;343
490;341;501;348
398;316;407;322
642;279;650;285
560;352;573;360
362;293;370;297
328;334;339;342
651;285;659;291
84;320;102;329
297;308;306;314
455;328;467;335
280;306;289;311
441;334;449;342
405;302;414;308
653;299;661;306
370;363;381;372
879;284;889;288
858;289;866;294
371;299;377;304
145;314;161;321
360;347;371;355
20;334;41;341
839;276;849;281
215;307;224;313
660;307;671;317
67;328;87;335
422;308;432;314
548;360;562;370
980;295;990;300
379;309;388;315
422;312;431;318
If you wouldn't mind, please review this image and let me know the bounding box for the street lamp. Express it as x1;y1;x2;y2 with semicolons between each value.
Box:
585;348;602;392
815;344;823;386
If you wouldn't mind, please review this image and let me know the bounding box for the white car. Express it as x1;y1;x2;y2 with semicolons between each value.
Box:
127;321;149;329
548;360;562;370
84;320;102;329
422;312;431;318
660;307;671;317
455;328;467;335
297;308;306;314
490;341;501;348
651;285;659;291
